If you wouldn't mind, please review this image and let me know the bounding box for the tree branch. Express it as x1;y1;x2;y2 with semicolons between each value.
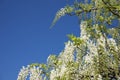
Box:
101;0;120;18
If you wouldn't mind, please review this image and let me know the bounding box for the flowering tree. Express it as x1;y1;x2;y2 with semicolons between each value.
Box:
17;0;120;80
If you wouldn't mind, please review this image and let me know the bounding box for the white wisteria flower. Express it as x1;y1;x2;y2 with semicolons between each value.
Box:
17;65;30;80
17;65;43;80
29;66;42;80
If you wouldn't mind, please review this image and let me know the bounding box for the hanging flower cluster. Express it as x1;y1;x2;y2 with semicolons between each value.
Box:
17;65;46;80
51;6;74;27
17;66;29;80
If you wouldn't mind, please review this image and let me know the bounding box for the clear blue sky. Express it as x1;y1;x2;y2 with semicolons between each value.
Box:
0;0;80;80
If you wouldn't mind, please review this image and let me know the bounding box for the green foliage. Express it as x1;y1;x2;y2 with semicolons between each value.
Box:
47;55;58;67
52;0;120;28
67;34;84;47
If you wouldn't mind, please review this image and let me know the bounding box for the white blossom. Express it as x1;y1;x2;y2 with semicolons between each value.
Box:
80;21;90;40
56;8;67;19
17;65;43;80
59;41;75;63
50;64;67;80
17;65;30;80
29;66;42;80
97;75;102;80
